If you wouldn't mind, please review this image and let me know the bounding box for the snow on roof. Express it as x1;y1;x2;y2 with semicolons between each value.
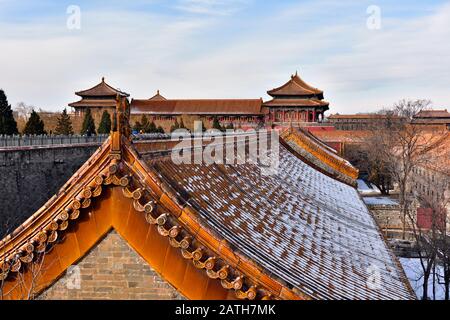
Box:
363;197;399;206
146;142;414;299
357;179;382;195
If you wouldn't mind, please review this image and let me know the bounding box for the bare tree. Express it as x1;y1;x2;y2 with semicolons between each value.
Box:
408;151;450;299
406;199;437;300
1;217;56;300
432;179;450;300
374;99;445;239
13;102;34;120
0;247;54;300
364;132;394;195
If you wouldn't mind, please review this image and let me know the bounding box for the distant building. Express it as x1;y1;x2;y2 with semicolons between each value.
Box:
131;92;265;132
327;114;404;131
409;133;450;232
69;77;129;118
328;109;450;131
263;71;329;124
68;72;330;133
412;109;450;130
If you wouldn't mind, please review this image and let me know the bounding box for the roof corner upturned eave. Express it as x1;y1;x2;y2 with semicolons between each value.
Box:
280;127;359;186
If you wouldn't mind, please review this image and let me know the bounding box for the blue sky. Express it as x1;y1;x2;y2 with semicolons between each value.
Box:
1;0;449;113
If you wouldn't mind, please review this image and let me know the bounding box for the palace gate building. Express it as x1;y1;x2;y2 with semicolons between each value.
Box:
69;72;329;133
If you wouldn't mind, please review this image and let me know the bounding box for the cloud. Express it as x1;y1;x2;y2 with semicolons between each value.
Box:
0;8;216;109
173;0;250;15
316;2;450;112
0;0;449;115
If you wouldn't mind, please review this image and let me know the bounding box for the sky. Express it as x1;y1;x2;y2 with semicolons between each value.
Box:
0;0;449;114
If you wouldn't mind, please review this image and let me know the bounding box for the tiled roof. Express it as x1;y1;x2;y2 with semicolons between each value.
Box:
149;90;167;101
268;72;323;97
311;130;371;143
139;133;414;299
68;98;117;108
411;119;450;125
75;77;129;97
131;99;263;115
280;128;358;185
263;98;329;108
414;109;450;119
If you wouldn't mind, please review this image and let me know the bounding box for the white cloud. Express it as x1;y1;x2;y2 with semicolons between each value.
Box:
317;2;450;112
173;0;250;15
0;1;449;115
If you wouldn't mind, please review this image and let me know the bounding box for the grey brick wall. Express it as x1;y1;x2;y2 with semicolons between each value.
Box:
0;145;99;238
39;230;184;300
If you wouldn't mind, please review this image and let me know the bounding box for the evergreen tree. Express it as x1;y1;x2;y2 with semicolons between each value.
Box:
97;110;112;134
141;115;150;132
81;109;96;136
23;110;46;135
54;108;74;135
212;117;222;131
148;121;157;133
141;114;150;133
0;89;19;135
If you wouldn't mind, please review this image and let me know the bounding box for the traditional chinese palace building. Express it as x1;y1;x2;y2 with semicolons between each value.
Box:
0;96;415;300
69;72;329;132
69;77;129;118
264;72;329;123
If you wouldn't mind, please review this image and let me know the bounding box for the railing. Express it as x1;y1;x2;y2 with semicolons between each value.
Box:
0;134;109;148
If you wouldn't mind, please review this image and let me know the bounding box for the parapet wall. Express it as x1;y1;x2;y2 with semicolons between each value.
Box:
0;143;100;238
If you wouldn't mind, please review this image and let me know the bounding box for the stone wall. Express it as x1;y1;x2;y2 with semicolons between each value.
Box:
40;230;184;300
367;204;415;240
0;144;100;238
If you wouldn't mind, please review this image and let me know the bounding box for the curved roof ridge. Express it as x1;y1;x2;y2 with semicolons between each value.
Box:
267;72;323;96
75;77;129;97
280;127;358;185
291;73;322;93
149;90;167;101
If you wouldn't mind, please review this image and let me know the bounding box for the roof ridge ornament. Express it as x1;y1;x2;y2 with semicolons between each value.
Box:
110;94;131;160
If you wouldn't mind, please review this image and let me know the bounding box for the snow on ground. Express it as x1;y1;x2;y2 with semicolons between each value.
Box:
399;258;446;300
357;179;381;195
363;196;399;206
